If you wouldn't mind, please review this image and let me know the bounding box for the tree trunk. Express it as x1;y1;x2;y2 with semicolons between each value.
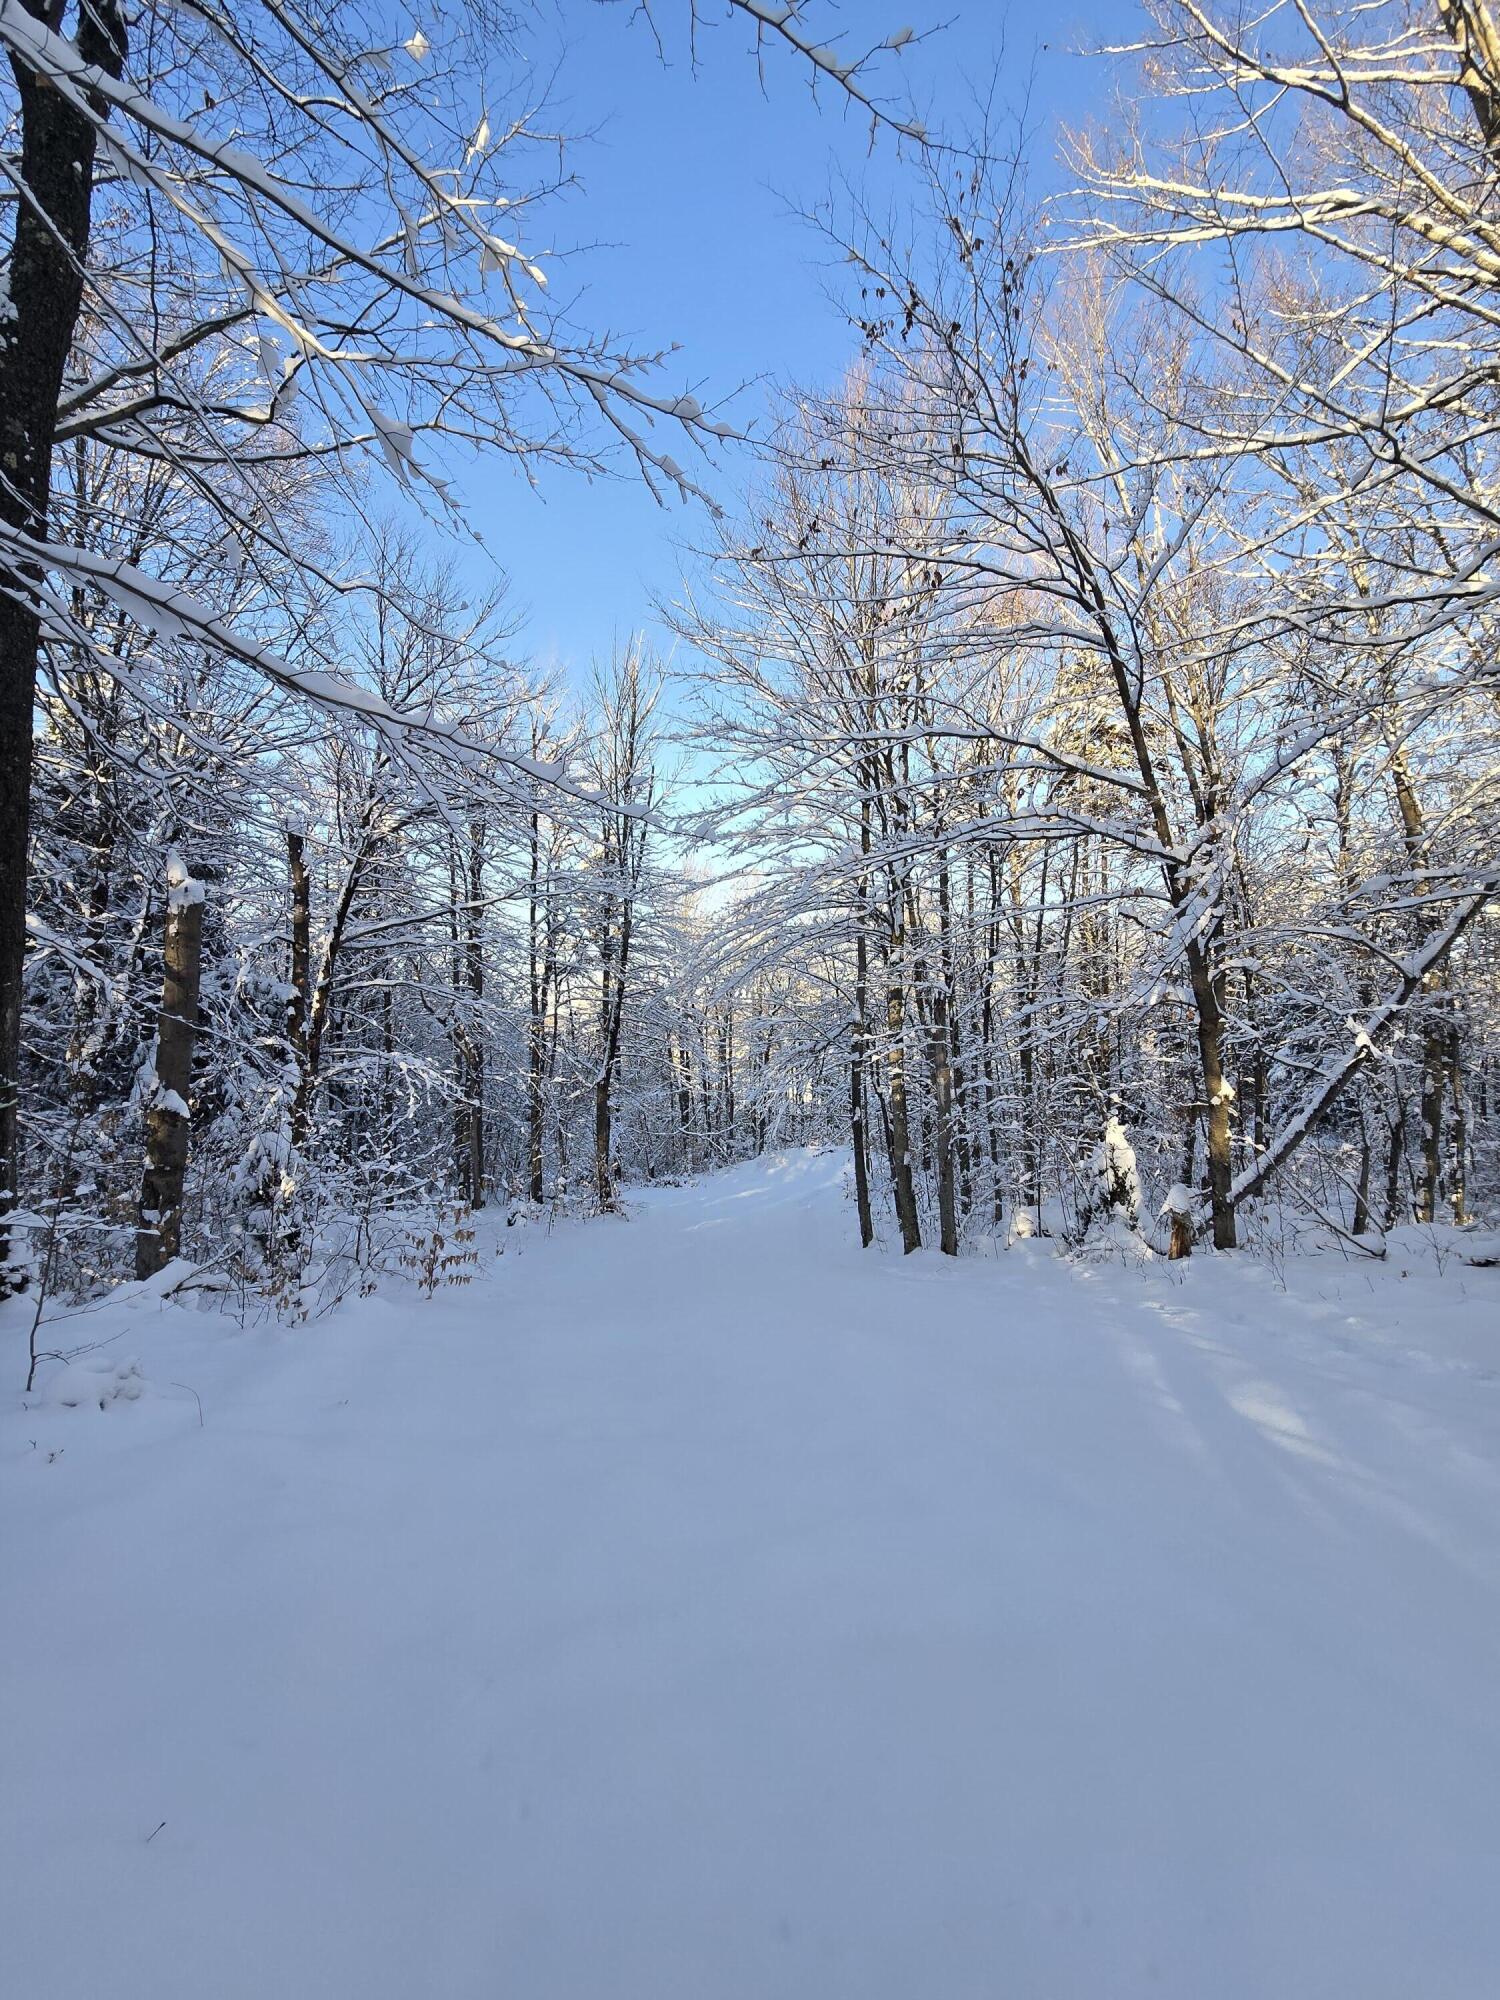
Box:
977;852;1007;1227
526;805;549;1205
380;982;396;1197
719;1011;736;1144
850;826;876;1247
1352;1109;1373;1237
593;1074;613;1213
698;1034;715;1156
884;961;922;1255
849;1042;875;1248
286;827;310;1066
937;850;972;1229
527;1028;547;1205
1418;1013;1446;1224
1446;1019;1468;1226
1384;1098;1408;1230
850;913;875;1249
0;0;127;1289
135;851;204;1279
1018;1036;1039;1214
1187;942;1237;1249
674;1042;693;1172
460;820;485;1207
920;958;959;1256
291;821;376;1153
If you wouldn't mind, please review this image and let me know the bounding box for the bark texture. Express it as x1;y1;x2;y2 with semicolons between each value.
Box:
135;852;204;1278
0;0;127;1287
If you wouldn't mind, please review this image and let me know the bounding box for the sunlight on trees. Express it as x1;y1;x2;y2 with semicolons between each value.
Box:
1;0;1496;1309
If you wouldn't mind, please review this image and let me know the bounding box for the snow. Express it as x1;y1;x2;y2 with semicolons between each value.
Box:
4;1149;1500;1998
1088;1112;1142;1231
44;1355;145;1410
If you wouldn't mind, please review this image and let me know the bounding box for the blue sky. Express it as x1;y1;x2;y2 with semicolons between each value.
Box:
454;0;1126;682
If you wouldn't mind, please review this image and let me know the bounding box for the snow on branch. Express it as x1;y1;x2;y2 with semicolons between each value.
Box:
1226;877;1498;1216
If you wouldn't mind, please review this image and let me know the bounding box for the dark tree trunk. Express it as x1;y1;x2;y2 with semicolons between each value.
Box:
135;854;204;1278
1352;1110;1373;1237
719;1011;736;1145
698;1035;715;1156
849;1043;874;1249
527;1031;547;1205
526;804;551;1205
936;849;972;1230
850;909;874;1248
884;959;922;1255
920;959;959;1256
674;1042;693;1171
1384;1098;1408;1229
286;828;311;1065
1186;941;1237;1249
594;891;631;1212
0;0;127;1289
593;1074;614;1212
379;982;396;1194
1446;1019;1468;1226
459;820;485;1207
1418;1017;1446;1224
1180;1095;1199;1191
291;821;375;1153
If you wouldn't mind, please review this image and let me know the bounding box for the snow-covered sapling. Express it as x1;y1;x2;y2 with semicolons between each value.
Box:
1087;1116;1143;1236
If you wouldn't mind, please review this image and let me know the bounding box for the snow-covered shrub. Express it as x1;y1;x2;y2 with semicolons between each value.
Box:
1075;1117;1148;1256
1091;1117;1142;1226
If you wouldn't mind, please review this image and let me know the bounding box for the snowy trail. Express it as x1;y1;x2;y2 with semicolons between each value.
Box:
5;1150;1500;1998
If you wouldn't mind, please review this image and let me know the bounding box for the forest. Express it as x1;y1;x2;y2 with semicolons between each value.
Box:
0;1;1495;1318
3;7;1500;1995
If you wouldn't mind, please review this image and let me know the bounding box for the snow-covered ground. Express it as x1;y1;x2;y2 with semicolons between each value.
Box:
4;1149;1500;1998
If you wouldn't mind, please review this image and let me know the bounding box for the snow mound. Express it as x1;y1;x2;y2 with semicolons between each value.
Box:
1073;1214;1154;1265
45;1356;146;1410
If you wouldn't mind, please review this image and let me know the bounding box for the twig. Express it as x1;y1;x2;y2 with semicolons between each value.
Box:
169;1380;205;1428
